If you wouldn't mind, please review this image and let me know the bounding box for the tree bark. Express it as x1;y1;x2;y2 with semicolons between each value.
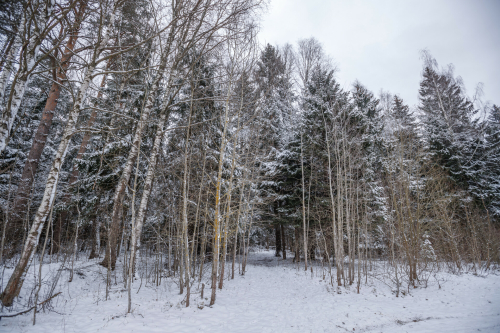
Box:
281;224;286;260
99;72;161;270
0;0;118;306
0;18;23;105
294;227;300;263
100;15;181;269
210;77;233;306
300;134;308;270
89;211;101;260
10;1;86;247
52;67;112;255
0;0;56;155
0;60;95;306
274;224;281;257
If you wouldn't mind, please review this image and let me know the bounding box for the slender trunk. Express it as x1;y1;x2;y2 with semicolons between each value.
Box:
281;224;286;260
128;108;168;311
89;217;101;259
11;3;86;243
232;185;245;279
300;134;308;270
218;215;228;289
0;160;16;264
32;199;54;325
0;0;119;306
198;203;208;282
0;11;25;110
274;224;281;257
190;135;207;280
0;1;56;155
210;78;232;306
0;56;96;306
100;77;157;269
242;203;255;274
181;91;194;306
101;11;184;268
68;197;81;283
294;227;300;263
219;113;241;289
127;122;144;313
0;34;15;73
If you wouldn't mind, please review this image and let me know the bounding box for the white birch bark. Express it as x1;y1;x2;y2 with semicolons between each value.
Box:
127;126;143;312
0;14;25;104
300;134;308;271
181;119;192;306
0;64;92;305
102;78;157;266
0;0;117;306
127;111;166;312
101;13;181;267
210;79;232;306
0;0;55;155
323;113;342;285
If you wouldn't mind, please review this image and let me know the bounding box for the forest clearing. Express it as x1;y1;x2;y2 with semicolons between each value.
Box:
0;0;499;331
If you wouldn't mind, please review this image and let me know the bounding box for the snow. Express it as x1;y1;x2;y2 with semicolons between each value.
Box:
2;250;500;332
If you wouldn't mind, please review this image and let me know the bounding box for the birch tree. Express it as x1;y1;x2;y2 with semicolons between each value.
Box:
8;0;88;250
1;0;122;306
0;0;74;155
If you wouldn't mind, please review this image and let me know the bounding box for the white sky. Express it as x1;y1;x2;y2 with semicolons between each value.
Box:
258;0;500;108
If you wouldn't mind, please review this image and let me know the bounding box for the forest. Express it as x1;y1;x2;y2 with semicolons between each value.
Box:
0;0;499;331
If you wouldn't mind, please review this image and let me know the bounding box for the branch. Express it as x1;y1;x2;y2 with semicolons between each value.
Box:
0;292;62;320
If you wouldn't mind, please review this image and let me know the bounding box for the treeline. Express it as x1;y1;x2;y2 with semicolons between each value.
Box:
0;0;498;312
262;44;500;295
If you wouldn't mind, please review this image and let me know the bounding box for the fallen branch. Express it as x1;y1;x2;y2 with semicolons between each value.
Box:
0;292;62;320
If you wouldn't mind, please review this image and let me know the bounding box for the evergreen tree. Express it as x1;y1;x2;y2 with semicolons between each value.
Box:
476;105;500;216
352;82;387;227
419;63;479;189
254;44;294;255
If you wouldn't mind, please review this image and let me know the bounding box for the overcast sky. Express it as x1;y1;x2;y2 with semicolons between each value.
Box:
258;0;500;108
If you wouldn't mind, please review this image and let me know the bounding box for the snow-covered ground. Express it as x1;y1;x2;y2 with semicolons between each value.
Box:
1;250;500;332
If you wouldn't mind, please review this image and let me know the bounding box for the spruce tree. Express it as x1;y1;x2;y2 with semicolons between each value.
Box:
419;64;478;188
254;44;294;255
477;105;500;216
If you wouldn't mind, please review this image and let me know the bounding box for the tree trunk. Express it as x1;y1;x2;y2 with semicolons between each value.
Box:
128;109;168;312
10;2;86;247
210;77;233;306
0;59;97;306
219;109;241;289
0;0;56;155
100;16;182;268
232;185;245;279
181;93;194;306
300;134;308;270
0;5;27;112
281;224;286;260
0;33;15;73
275;224;281;257
89;217;101;260
0;21;23;105
0;0;119;306
294;227;300;263
100;73;161;270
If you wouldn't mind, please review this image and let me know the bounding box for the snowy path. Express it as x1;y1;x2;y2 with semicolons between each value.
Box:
2;250;500;332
